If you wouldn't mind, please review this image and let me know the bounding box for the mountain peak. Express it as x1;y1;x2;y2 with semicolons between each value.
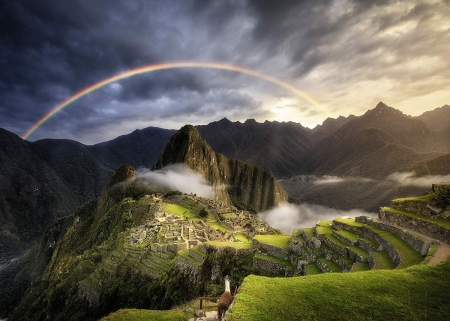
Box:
375;101;389;109
365;102;406;119
109;164;136;187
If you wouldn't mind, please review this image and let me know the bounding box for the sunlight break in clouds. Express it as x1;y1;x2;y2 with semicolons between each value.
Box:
258;203;376;234
138;164;214;198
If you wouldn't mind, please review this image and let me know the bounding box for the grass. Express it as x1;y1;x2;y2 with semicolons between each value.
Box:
164;204;198;220
299;228;314;240
365;224;424;269
371;251;396;270
254;252;293;268
348;246;370;260
304;263;323;275
235;234;251;242
101;309;191;321
317;257;343;272
392;193;434;204
335;230;359;242
350;262;370;272
205;241;252;249
253;235;291;249
227;260;450;321
177;249;202;263
334;217;364;227
334;217;424;269
209;223;232;232
382;207;450;230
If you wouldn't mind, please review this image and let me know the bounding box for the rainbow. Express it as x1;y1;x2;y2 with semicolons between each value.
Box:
22;61;332;139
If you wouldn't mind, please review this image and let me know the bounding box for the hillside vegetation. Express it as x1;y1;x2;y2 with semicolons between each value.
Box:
227;261;450;321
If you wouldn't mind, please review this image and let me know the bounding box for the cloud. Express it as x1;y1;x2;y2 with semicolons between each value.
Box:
386;172;450;187
1;0;449;143
258;203;376;234
313;175;375;185
137;164;214;198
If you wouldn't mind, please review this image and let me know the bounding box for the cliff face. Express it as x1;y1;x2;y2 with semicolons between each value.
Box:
153;125;288;212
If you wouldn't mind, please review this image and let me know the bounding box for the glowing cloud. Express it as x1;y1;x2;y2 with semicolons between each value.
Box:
138;164;214;198
258;203;375;234
22;61;332;140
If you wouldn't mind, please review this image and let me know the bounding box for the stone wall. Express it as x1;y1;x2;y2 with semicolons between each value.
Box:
358;239;378;253
391;201;432;216
252;254;295;277
360;215;430;254
378;209;450;244
189;248;205;262
321;248;351;272
174;255;202;282
318;235;347;257
199;243;254;257
252;239;290;261
332;231;356;246
334;218;401;266
77;281;100;306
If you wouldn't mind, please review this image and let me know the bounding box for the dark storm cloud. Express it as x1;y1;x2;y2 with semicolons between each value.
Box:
0;0;449;143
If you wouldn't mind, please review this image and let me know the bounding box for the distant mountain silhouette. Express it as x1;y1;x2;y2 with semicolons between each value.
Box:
417;104;450;152
0;126;174;263
308;102;446;177
197;118;314;178
2;102;450;261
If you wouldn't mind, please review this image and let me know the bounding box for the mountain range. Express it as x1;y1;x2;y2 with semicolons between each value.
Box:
2;102;450;262
2;101;450;318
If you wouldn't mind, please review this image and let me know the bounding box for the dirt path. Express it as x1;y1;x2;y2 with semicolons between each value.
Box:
389;223;450;265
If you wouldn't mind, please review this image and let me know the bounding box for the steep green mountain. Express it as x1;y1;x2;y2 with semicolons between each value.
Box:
154;125;289;212
0;126;174;262
197;118;313;178
6;164;280;320
0;129;95;264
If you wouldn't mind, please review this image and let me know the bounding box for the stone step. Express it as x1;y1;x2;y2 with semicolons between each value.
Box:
144;253;172;267
141;257;168;272
350;262;370;272
370;251;397;270
320;245;353;271
315;257;343;273
253;252;295;277
379;207;450;244
333;217;424;269
189;247;206;262
303;263;323;275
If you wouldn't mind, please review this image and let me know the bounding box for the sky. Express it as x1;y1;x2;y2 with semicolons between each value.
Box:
1;0;449;144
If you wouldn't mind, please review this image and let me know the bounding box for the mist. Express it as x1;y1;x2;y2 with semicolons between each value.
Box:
310;172;450;187
386;172;450;187
137;164;214;198
258;203;376;234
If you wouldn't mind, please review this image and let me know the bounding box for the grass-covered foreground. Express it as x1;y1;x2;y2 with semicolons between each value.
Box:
101;309;191;321
227;260;450;321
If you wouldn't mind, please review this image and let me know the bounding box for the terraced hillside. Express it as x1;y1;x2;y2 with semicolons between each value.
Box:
101;183;450;321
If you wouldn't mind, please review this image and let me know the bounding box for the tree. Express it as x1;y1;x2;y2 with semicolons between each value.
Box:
199;208;208;218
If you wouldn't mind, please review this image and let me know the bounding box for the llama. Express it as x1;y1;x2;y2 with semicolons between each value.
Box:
217;275;233;320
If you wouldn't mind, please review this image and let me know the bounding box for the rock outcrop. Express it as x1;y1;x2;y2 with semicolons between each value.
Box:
154;125;288;212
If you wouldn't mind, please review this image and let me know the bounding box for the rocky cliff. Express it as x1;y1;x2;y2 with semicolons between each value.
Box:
153;125;288;212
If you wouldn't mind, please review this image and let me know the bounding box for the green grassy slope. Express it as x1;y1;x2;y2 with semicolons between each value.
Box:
228;260;450;321
101;309;191;321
